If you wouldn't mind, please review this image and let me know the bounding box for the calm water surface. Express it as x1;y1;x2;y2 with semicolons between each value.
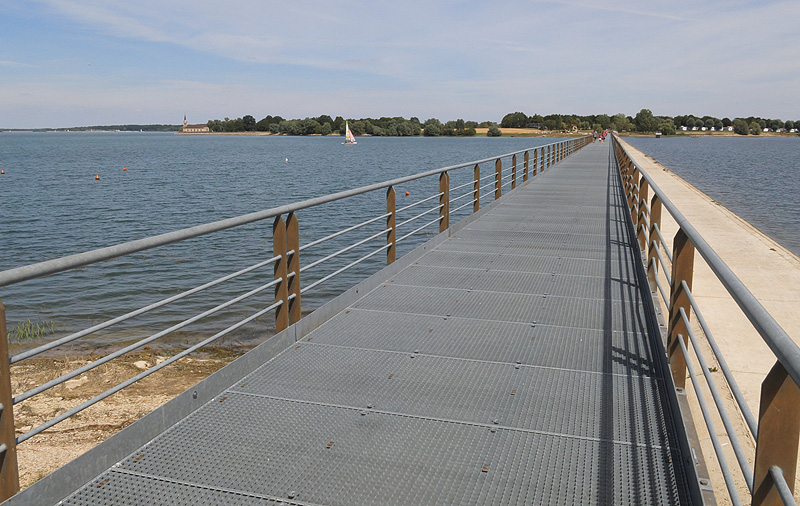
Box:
625;136;800;257
0;133;553;350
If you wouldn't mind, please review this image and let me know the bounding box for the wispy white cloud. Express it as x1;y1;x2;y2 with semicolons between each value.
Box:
3;0;799;127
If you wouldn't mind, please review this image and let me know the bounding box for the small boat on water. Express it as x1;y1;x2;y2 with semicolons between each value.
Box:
655;132;662;138
342;121;357;145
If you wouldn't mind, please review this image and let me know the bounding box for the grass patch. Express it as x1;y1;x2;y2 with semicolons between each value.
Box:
10;320;59;344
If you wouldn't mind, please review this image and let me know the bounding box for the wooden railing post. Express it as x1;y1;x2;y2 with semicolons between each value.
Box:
667;229;695;388
543;146;548;170
753;361;800;506
0;301;20;502
286;212;301;326
511;154;517;189
523;151;529;181
533;149;538;176
637;178;650;252
439;171;449;232
473;164;480;212
273;216;289;333
494;158;502;199
386;186;396;264
647;195;662;292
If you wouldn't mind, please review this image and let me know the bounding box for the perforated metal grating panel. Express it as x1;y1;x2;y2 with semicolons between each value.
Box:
60;143;694;505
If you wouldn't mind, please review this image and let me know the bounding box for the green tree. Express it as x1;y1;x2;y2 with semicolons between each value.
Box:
732;119;749;135
658;119;676;135
634;109;658;133
320;122;332;136
749;121;762;135
242;115;256;131
501;112;528;128
423;118;442;136
714;120;723;130
487;124;502;137
722;117;732;127
596;114;611;130
786;120;795;130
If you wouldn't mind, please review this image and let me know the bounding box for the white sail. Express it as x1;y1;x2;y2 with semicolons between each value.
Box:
343;121;357;145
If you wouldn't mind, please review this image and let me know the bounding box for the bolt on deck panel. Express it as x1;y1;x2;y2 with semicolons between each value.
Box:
90;394;688;506
411;250;641;279
307;309;659;377
59;143;694;506
353;283;650;331
231;343;676;447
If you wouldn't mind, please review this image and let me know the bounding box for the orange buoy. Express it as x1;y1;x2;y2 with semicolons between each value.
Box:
405;191;409;196
0;169;4;174
95;174;100;180
123;166;127;171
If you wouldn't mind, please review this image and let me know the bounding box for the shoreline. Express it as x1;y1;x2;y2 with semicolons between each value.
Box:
12;346;243;488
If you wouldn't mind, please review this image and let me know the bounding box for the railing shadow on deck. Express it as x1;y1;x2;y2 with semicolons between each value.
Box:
613;134;800;506
0;136;593;501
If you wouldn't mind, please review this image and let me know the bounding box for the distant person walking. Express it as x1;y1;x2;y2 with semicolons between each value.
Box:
593;131;597;142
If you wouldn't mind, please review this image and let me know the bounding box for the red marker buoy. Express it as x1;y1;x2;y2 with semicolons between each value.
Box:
0;169;4;175
95;174;100;180
123;166;127;171
405;191;409;196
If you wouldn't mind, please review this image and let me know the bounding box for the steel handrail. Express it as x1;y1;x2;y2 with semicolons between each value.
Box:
299;213;391;253
14;276;284;403
0;142;571;288
396;192;444;214
17;298;283;444
683;281;758;438
9;254;281;364
678;334;744;506
680;307;754;492
613;136;800;388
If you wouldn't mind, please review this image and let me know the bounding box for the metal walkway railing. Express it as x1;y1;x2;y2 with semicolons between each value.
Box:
0;137;590;503
5;137;708;505
613;135;800;506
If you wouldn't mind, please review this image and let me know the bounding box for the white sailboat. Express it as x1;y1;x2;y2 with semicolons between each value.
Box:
342;121;357;145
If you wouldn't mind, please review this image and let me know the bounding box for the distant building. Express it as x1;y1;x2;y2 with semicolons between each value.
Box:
182;115;210;133
726;126;734;131
680;126;688;131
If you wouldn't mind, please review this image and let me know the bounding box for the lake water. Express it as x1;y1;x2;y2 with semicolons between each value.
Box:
0;132;554;351
625;136;800;256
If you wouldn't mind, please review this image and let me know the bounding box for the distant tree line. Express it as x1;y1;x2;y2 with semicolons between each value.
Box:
500;110;799;136
205;115;494;137
202;111;800;138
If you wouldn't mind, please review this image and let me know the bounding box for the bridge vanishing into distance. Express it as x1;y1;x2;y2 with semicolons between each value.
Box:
1;136;798;505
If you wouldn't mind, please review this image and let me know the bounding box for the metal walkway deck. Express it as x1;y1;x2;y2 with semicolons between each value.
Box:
55;142;694;505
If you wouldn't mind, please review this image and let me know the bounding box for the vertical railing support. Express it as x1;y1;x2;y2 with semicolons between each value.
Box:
0;301;20;502
494;158;502;199
647;195;662;292
473;164;480;212
637;178;650;252
533;149;538;176
523;151;529;181
544;146;549;171
286;212;301;327
753;361;800;506
439;171;449;232
273;216;289;333
386;186;396;264
667;229;695;388
511;154;517;189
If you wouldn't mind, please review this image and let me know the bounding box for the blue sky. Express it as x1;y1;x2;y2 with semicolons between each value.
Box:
1;0;798;128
